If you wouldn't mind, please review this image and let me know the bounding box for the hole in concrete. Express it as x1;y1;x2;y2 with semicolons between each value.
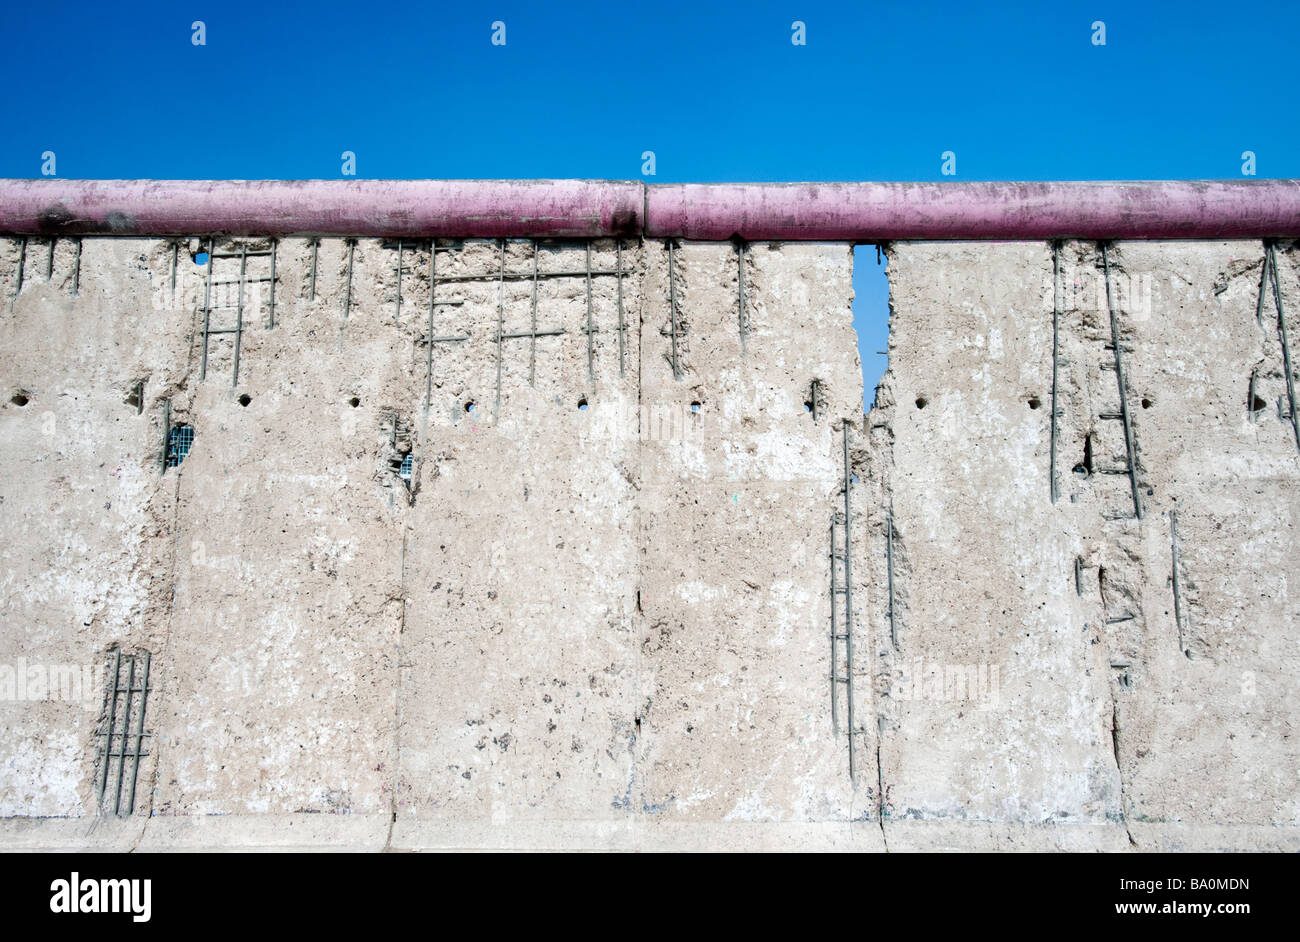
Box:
1073;434;1094;477
166;424;194;468
1251;393;1267;413
349;397;360;408
1141;397;1152;409
690;401;701;412
10;391;29;407
194;252;209;266
853;244;890;412
464;400;476;414
398;454;413;482
237;393;251;407
1028;397;1042;410
805;379;822;418
577;398;588;411
915;397;928;409
124;381;144;412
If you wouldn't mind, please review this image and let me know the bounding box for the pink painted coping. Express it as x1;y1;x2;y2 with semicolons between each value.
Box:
1;179;1298;240
0;180;643;238
647;181;1300;240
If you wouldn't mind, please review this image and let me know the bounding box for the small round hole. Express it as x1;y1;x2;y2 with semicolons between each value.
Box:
237;394;251;407
1141;398;1152;409
915;397;928;409
803;401;813;412
577;398;588;411
10;392;29;407
690;401;701;412
349;397;360;408
1028;397;1041;410
194;252;209;267
464;401;476;413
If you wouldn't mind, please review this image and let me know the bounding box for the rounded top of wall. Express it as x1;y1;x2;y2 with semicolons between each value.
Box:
1;179;1298;241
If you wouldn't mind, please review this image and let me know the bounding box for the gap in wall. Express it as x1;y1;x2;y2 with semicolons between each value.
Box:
852;243;890;414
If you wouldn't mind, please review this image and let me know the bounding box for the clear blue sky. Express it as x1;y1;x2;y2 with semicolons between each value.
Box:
4;1;1297;403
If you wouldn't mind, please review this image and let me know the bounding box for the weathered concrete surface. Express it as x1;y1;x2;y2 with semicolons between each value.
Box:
1;232;1296;851
635;242;872;831
863;242;1127;851
867;239;1300;851
0;238;188;818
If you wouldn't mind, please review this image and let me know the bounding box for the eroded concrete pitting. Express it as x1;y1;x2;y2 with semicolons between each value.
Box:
0;235;1296;851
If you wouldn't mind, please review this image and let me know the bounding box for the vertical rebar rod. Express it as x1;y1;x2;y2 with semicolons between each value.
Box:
425;240;437;411
616;241;626;376
200;239;214;380
737;240;748;353
98;648;121;804
46;238;54;279
394;240;403;323
842;423;855;786
1170;511;1187;655
344;239;355;321
72;237;81;295
494;238;505;419
886;506;897;649
1050;241;1061;504
585;241;595;383
126;651;150;816
1268;242;1300;452
114;654;135;815
529;240;539;386
667;240;680;379
16;236;25;294
829;519;839;738
268;239;277;328
170;241;178;293
232;245;246;387
1101;242;1143;520
309;239;319;301
1256;248;1270;327
161;399;171;473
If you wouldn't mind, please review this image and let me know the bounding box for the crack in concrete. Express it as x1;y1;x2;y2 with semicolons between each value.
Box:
1110;695;1137;849
137;268;204;822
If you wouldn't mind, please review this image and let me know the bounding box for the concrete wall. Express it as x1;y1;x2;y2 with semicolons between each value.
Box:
0;233;1295;851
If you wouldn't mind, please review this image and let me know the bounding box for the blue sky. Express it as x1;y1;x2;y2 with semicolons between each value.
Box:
4;1;1297;401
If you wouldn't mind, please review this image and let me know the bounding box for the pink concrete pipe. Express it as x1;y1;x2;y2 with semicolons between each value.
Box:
0;179;644;239
646;180;1300;240
1;179;1299;240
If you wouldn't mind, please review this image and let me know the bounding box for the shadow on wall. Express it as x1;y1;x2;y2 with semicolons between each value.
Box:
853;244;890;414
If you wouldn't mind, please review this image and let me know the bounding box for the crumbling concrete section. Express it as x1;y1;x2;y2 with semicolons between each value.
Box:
867;239;1300;851
0;228;1296;851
